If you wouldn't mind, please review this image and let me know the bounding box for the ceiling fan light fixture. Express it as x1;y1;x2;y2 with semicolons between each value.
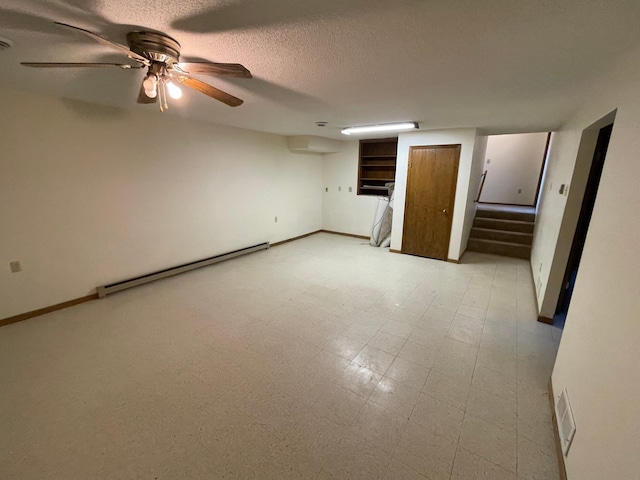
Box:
166;80;183;100
341;122;419;136
21;22;250;109
143;73;158;98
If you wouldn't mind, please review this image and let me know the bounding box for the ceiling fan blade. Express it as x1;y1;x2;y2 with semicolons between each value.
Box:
21;62;142;69
176;62;252;78
179;76;244;107
54;22;150;65
137;82;157;104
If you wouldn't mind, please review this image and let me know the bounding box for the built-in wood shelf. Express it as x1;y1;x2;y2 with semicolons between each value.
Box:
357;137;398;196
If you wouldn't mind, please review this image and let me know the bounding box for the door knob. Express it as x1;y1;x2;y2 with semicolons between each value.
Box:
442;209;448;215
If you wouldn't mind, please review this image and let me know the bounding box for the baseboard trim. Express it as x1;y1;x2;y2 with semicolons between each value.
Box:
319;230;370;240
270;230;322;247
0;294;99;328
538;315;554;325
548;380;568;480
389;249;402;254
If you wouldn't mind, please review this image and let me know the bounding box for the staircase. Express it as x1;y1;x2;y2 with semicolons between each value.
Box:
467;205;535;259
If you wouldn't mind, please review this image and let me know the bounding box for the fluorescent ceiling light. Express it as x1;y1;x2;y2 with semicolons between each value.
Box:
341;122;419;136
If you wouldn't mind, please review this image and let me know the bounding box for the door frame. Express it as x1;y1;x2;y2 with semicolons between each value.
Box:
536;109;617;323
401;144;460;260
555;123;613;319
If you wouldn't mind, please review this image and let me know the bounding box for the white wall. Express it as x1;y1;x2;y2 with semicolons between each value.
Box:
480;133;548;205
530;131;583;312
531;123;611;317
464;136;488;250
0;89;322;319
390;128;480;260
321;141;378;236
533;46;640;479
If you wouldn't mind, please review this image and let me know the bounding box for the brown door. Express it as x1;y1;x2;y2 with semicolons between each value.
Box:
402;144;460;260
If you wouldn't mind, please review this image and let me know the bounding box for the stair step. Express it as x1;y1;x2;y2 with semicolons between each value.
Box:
470;227;533;245
476;207;535;222
467;238;531;259
473;217;534;233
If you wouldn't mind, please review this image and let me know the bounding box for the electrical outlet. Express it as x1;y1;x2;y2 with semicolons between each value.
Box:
274;216;278;223
9;261;22;273
339;186;342;191
325;187;328;192
486;158;491;164
349;187;352;192
518;188;522;194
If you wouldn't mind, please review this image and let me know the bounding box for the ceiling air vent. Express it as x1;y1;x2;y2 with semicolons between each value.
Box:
555;388;577;456
0;35;13;50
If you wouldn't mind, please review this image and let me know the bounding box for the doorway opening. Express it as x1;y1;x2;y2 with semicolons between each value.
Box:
554;123;613;327
477;132;551;207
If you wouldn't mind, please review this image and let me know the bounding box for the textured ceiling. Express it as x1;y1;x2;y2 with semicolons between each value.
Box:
1;0;640;138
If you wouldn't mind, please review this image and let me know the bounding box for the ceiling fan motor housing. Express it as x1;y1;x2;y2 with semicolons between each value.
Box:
126;31;181;64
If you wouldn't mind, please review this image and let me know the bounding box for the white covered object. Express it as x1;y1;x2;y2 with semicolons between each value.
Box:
370;184;394;247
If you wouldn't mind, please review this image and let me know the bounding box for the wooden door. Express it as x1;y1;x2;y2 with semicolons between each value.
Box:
402;145;460;260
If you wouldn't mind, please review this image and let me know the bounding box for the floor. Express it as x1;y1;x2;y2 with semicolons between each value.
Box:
0;233;563;480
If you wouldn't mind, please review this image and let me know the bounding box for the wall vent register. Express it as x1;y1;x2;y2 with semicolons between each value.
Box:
555;388;577;456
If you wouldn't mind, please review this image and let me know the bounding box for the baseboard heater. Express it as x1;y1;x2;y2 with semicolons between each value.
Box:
96;242;270;298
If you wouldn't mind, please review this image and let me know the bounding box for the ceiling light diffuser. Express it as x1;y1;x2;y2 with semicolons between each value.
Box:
341;122;419;136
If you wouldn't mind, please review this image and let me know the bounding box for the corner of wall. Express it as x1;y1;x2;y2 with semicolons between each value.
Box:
460;134;488;259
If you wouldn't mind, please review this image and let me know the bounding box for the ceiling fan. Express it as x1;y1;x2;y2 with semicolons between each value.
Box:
21;22;252;111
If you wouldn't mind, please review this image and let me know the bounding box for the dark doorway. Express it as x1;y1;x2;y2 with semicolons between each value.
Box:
554;124;613;326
